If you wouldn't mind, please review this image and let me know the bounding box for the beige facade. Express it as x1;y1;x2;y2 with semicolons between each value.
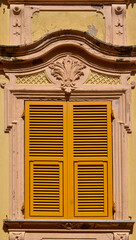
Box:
1;1;136;240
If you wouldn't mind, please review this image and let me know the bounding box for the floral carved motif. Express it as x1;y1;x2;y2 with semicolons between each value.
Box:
85;70;121;85
16;71;52;85
49;55;86;93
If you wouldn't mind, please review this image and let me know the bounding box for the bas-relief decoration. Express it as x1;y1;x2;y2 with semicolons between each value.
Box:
16;71;52;85
49;55;86;93
9;232;25;240
10;4;24;45
114;233;129;240
112;4;126;45
85;70;121;85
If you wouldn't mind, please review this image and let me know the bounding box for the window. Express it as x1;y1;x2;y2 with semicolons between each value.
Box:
25;101;113;219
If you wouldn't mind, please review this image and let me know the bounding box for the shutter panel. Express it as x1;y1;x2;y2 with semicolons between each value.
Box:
68;102;112;219
25;102;67;218
25;101;112;219
75;162;107;216
30;161;63;216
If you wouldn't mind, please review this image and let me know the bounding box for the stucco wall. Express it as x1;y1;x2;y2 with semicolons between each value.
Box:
126;4;136;45
31;11;105;42
0;75;9;240
0;3;9;45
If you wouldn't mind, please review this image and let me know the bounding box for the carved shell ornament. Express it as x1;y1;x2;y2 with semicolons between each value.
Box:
49;55;86;93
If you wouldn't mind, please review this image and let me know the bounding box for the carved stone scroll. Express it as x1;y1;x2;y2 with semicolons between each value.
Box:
49;55;86;93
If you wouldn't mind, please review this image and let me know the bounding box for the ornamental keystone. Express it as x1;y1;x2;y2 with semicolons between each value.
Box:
49;55;86;93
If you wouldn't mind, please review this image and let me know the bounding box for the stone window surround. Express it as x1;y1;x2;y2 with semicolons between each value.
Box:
1;29;136;240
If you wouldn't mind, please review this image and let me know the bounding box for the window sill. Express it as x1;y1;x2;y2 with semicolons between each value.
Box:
3;219;135;240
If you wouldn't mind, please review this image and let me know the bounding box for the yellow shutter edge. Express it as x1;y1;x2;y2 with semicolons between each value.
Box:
25;101;30;219
107;101;113;219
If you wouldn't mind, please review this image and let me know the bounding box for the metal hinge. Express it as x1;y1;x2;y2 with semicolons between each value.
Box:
21;202;25;214
21;110;25;119
111;109;115;121
113;202;116;214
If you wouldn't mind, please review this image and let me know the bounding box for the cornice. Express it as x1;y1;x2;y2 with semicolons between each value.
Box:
0;30;136;73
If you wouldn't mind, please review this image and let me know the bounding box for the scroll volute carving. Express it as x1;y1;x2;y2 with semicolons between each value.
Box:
49;55;86;93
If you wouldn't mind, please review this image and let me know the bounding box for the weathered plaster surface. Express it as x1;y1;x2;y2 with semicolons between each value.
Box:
0;75;9;240
31;11;105;42
0;3;9;45
126;5;136;45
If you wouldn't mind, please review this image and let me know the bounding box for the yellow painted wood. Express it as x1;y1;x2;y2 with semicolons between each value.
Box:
25;101;112;219
68;101;113;219
25;101;67;219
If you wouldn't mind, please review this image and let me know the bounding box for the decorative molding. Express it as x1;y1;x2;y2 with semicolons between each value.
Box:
114;232;129;240
9;232;25;240
49;55;86;93
112;4;126;45
85;71;121;85
15;71;52;85
1;30;136;74
10;4;24;45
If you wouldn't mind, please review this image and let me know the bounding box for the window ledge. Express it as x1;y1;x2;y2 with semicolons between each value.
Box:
3;219;135;240
4;219;135;232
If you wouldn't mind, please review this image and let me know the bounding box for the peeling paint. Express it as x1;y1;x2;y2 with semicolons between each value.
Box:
31;11;105;42
87;24;98;36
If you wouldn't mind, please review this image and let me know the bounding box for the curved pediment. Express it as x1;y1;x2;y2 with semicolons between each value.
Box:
0;29;136;74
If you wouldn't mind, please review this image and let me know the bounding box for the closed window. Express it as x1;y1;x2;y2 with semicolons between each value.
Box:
25;101;113;219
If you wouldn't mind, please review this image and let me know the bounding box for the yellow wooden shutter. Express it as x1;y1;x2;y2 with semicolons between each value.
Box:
25;102;67;218
25;101;112;219
68;102;112;219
